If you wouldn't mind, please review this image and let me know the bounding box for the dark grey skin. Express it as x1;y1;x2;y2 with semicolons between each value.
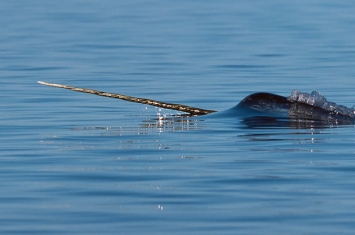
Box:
209;92;355;127
38;81;354;126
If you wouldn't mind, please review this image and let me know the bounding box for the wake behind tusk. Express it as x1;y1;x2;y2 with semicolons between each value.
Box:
37;81;216;116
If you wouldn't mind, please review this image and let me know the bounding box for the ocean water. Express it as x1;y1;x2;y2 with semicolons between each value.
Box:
1;1;355;234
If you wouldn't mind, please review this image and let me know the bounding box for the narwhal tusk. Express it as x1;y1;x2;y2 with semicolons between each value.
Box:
37;81;216;116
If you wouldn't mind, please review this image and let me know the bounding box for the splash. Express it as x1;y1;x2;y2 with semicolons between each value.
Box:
288;90;355;118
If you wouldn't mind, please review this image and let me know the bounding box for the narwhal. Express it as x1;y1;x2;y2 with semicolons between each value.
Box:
38;81;355;125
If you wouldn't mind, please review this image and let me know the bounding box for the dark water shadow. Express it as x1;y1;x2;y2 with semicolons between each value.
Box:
239;116;352;129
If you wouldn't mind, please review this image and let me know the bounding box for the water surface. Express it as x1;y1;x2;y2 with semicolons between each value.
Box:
1;1;355;234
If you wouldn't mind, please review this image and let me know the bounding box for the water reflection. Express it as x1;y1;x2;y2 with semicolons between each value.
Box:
140;115;203;132
68;114;203;135
240;116;349;129
45;110;354;156
69;112;352;135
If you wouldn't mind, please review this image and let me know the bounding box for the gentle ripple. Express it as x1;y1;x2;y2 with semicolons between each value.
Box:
1;1;355;234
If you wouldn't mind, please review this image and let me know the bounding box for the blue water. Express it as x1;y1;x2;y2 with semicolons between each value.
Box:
2;1;355;234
